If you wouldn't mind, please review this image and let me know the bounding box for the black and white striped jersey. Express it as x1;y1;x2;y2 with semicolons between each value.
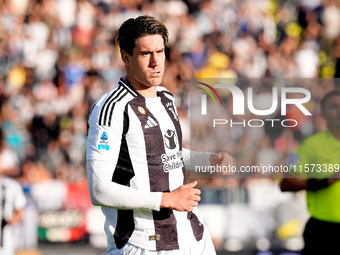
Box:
0;177;26;254
86;77;205;251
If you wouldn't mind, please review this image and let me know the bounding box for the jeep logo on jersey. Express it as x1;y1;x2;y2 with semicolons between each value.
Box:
164;129;177;150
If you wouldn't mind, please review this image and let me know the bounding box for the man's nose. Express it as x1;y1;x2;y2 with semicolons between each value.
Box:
150;54;160;67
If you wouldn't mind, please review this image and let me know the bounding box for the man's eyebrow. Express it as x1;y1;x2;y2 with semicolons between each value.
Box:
140;48;165;54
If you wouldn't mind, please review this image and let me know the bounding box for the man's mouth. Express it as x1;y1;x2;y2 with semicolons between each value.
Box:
150;71;161;77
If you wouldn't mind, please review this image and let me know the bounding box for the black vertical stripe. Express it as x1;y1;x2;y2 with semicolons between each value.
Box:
158;91;205;242
158;91;184;181
0;185;6;247
130;97;169;191
113;105;135;248
187;212;204;241
130;96;179;251
98;86;121;125
114;210;134;249
112;136;134;185
153;209;179;250
102;87;125;126
112;104;132;185
157;92;182;144
108;91;128;127
98;85;122;126
122;104;130;136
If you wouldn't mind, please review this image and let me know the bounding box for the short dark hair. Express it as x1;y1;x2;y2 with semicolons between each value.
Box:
115;15;169;55
321;90;340;110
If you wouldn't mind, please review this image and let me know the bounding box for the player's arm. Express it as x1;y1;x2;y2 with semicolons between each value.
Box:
280;173;308;191
87;103;200;212
280;174;334;192
88;160;201;212
87;160;163;210
182;148;233;175
280;147;334;192
86;101;163;210
7;208;24;225
6;180;27;226
280;149;313;192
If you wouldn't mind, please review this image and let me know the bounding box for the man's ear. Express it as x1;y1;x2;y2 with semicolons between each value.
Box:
121;51;130;66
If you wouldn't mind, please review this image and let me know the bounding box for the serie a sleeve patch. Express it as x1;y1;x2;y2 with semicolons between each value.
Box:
98;131;110;150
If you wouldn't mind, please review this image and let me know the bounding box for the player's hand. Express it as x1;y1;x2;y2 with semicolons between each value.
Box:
160;181;201;212
209;152;234;176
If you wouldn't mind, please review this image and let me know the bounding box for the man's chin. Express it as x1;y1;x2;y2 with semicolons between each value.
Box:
148;78;163;87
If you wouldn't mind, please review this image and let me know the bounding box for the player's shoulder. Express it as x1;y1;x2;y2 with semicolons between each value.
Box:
88;78;138;127
294;131;328;158
301;130;329;146
157;86;175;100
1;177;22;191
91;78;137;113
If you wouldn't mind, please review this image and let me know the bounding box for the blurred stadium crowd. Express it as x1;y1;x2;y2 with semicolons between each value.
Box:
0;0;340;253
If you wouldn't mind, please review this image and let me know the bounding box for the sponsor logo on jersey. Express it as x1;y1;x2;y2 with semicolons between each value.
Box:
144;116;158;129
164;129;177;150
161;150;184;173
98;131;109;150
149;234;161;241
138;106;146;115
162;131;182;172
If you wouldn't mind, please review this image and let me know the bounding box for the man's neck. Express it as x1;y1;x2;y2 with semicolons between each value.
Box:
125;75;157;98
137;87;157;98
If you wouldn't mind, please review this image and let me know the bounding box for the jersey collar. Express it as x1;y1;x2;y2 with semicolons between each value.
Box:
119;77;140;98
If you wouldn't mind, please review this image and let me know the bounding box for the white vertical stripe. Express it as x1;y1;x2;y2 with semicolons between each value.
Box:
126;106;156;251
146;119;153;127
201;94;207;115
102;207;117;248
148;116;158;126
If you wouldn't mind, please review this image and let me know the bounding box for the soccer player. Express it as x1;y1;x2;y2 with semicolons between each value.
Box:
0;153;26;255
280;90;340;255
86;15;233;255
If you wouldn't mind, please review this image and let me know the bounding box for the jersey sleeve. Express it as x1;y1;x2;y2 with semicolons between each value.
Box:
182;148;212;171
86;98;125;162
87;160;162;210
86;98;162;210
13;180;26;210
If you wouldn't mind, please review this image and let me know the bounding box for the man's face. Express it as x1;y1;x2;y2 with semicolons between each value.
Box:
322;95;340;129
124;34;165;88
